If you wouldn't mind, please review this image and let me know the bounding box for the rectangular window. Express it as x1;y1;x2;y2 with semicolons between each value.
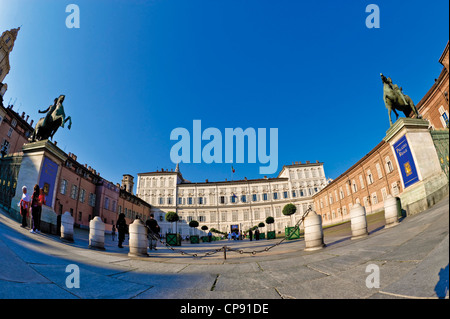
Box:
220;196;225;204
241;195;246;203
283;191;288;199
178;197;183;205
60;179;68;195
104;197;109;210
252;194;257;202
291;190;296;198
273;192;278;200
79;188;86;203
263;193;268;201
88;193;96;207
188;197;192;205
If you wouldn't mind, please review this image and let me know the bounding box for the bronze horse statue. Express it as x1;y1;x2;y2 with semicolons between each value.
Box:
381;73;421;126
30;95;72;142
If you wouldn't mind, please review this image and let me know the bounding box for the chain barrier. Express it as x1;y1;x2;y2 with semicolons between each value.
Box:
147;206;312;260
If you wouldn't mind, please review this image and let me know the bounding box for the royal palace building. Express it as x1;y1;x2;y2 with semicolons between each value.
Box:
136;161;327;236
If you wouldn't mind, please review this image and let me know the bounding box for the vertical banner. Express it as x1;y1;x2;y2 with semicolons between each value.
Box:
38;156;58;206
393;135;419;188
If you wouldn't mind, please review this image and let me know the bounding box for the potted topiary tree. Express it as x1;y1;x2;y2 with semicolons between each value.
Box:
265;216;275;239
201;225;211;242
189;220;200;244
165;211;181;246
283;203;299;240
257;222;265;239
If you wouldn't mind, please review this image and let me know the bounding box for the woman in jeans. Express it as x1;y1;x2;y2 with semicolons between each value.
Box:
30;184;40;234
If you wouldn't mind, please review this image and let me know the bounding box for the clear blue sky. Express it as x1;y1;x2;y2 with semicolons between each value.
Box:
1;0;448;189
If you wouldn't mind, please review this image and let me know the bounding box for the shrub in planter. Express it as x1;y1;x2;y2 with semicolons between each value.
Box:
265;216;276;239
166;212;181;246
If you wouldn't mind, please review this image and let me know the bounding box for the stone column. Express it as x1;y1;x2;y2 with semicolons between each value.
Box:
60;211;74;242
89;216;105;250
384;195;400;228
350;203;368;240
128;219;149;257
304;211;325;251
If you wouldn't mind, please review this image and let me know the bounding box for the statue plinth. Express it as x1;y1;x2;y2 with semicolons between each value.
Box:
10;140;67;234
384;118;448;216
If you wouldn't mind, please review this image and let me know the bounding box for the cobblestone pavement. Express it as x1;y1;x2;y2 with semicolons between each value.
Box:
0;196;448;299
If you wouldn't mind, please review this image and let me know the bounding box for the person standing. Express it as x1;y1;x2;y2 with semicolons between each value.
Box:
30;184;40;234
145;214;160;250
248;228;253;241
255;228;260;241
19;186;30;228
36;188;46;233
116;213;127;248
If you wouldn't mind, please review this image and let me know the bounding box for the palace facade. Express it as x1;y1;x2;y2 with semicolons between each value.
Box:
136;161;327;236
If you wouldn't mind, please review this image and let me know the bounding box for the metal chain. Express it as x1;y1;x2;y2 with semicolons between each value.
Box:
147;206;312;260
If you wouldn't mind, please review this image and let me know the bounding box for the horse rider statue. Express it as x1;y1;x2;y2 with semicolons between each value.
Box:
381;73;421;126
29;95;72;142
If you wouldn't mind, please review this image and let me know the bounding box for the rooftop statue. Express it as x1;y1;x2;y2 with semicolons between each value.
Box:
30;94;72;142
381;73;421;126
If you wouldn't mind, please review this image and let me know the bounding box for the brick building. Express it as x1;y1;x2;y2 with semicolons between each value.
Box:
313;41;449;226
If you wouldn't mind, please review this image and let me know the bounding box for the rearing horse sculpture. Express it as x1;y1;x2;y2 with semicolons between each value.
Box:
381;73;421;126
30;95;72;142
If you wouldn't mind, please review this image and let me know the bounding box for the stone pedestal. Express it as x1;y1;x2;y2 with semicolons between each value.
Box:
384;195;400;228
128;219;149;257
384;118;448;216
10;140;66;234
89;216;105;250
60;211;74;242
350;203;368;240
304;211;325;251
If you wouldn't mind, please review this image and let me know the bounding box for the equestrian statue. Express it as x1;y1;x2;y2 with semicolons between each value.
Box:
381;73;421;126
30;95;72;142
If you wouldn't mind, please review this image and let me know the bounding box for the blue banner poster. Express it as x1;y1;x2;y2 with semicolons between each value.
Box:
38;156;59;206
393;135;419;188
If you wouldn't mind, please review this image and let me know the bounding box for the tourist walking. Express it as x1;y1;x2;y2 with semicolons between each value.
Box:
19;186;30;228
116;213;127;248
30;184;40;234
145;214;160;250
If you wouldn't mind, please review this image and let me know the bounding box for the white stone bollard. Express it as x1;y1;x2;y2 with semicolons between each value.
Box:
304;211;325;251
384;195;400;228
89;216;105;250
350;203;368;240
60;211;74;242
128;219;149;257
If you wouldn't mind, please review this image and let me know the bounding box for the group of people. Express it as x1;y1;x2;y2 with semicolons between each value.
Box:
227;228;261;241
112;213;161;250
19;184;46;234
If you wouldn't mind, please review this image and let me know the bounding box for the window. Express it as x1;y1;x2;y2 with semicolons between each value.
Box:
439;106;449;128
273;192;278;200
359;175;365;188
241;195;246;203
366;170;373;185
385;156;394;173
60;179;68;195
263;193;268;201
11;118;17;127
283;191;288;199
79;188;86;203
168;197;173;205
376;163;383;179
391;182;400;196
104;197;109;210
159;197;164;205
372;193;378;205
352;180;358;193
232;211;238;222
198;197;203;205
88;193;96;207
220;196;225;204
178;197;183;205
7;127;13;137
292;190;296;198
252;194;257;202
188;197;192;205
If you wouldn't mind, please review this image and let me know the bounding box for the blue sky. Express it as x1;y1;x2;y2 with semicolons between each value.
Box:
0;0;448;188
